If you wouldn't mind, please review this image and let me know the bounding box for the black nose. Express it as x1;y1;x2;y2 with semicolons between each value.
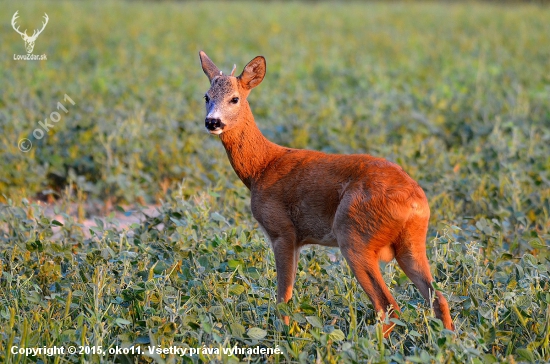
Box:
205;118;222;131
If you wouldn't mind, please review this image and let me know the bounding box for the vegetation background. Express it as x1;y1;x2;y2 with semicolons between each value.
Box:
0;1;549;363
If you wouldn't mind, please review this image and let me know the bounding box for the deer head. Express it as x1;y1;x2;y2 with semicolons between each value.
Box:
199;51;266;135
11;11;49;54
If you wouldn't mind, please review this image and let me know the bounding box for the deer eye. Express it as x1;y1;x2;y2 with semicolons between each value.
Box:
230;97;239;104
204;95;210;103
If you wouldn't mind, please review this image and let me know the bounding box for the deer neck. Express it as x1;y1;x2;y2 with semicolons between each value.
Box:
219;103;284;189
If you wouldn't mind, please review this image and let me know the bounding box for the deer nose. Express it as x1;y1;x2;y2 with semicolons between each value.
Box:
205;118;223;131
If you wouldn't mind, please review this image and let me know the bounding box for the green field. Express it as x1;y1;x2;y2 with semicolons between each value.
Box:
1;1;550;363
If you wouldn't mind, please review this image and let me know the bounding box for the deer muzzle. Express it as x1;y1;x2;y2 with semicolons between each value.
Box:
205;118;225;133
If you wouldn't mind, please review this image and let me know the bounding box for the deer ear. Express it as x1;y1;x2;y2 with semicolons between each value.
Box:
238;56;266;90
199;51;221;82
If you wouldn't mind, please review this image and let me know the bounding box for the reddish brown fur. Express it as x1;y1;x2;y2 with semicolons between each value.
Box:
199;51;454;336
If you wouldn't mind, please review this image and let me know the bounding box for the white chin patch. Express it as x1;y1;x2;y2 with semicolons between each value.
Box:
209;128;223;135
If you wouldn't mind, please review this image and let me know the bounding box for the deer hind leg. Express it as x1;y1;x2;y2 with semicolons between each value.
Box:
337;228;402;337
395;217;454;331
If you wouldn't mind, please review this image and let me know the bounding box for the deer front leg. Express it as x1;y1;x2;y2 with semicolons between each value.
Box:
253;199;299;325
272;237;299;325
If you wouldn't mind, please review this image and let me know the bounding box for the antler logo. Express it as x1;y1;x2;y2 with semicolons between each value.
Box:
11;11;49;54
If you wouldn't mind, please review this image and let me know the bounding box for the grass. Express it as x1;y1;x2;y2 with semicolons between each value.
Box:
1;1;550;363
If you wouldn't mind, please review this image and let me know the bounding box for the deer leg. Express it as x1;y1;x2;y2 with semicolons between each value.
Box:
395;219;454;331
333;191;407;337
339;233;401;338
272;238;299;325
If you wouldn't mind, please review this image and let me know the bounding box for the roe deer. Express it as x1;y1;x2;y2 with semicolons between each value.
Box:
199;51;454;336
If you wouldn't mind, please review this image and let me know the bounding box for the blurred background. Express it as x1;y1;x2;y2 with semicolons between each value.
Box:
0;2;549;362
